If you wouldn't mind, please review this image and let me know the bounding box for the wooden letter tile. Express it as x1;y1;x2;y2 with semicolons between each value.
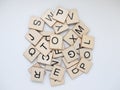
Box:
53;22;68;34
41;31;54;41
50;65;65;81
64;30;78;45
50;34;63;49
31;67;45;82
45;59;61;71
53;49;63;58
41;10;56;27
66;9;79;25
72;21;89;38
25;29;43;46
36;38;51;56
37;52;53;65
62;46;78;63
23;45;40;62
53;7;68;23
67;64;83;79
50;78;64;86
28;63;40;73
81;35;94;49
52;44;64;58
62;58;79;69
28;16;44;31
80;48;92;60
74;38;81;54
77;58;92;73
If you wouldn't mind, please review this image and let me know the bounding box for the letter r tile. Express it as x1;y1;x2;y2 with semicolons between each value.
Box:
31;67;45;82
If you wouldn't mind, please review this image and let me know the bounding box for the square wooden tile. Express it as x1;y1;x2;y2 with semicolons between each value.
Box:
53;49;63;58
36;38;51;56
77;58;92;73
53;7;68;23
37;52;53;65
31;67;45;82
67;63;83;79
23;45;40;62
66;9;79;25
81;35;94;49
50;34;63;49
25;29;43;46
53;22;68;34
52;44;64;58
63;30;78;45
50;78;64;86
62;58;79;69
41;31;54;41
28;63;40;73
50;65;65;81
62;46;78;63
28;16;44;31
45;59;61;71
41;10;56;27
80;48;92;60
74;38;81;54
72;21;89;38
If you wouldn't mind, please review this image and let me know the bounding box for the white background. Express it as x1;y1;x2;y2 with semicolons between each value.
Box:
0;0;120;90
